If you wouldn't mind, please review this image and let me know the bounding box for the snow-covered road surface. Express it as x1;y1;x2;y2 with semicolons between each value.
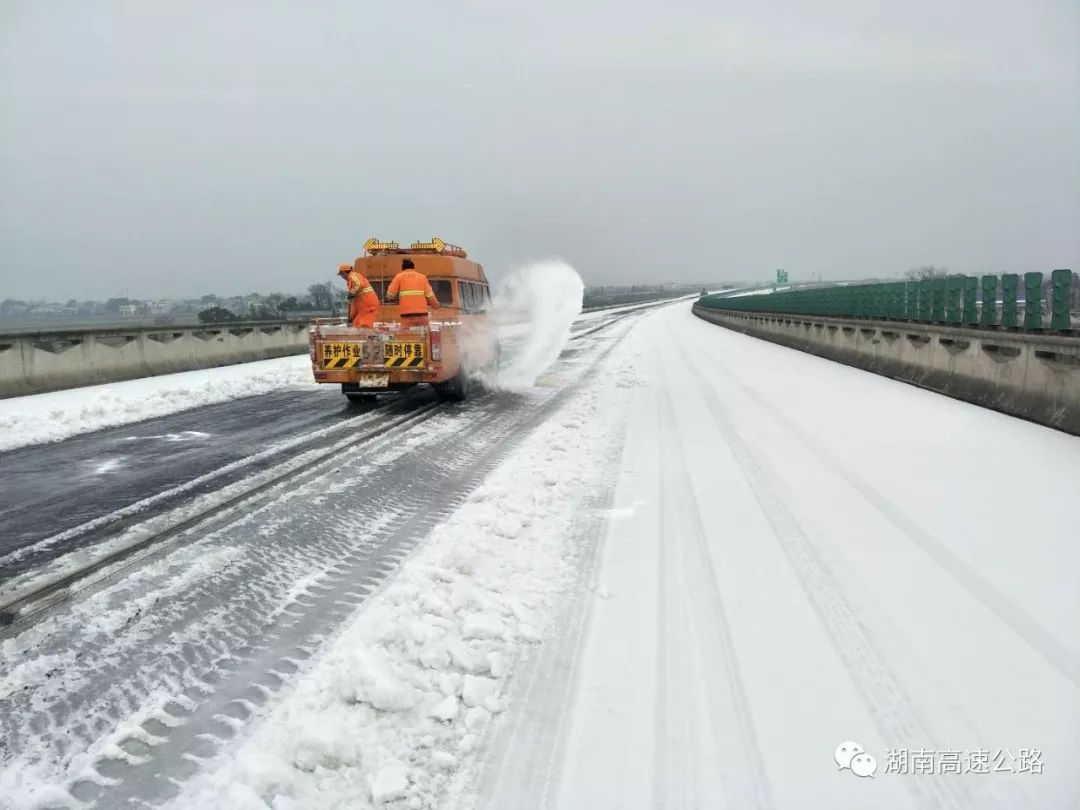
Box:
481;307;1080;810
2;302;1077;809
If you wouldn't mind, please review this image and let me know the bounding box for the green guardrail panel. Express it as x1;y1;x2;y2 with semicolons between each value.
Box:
1024;272;1043;329
918;280;932;321
962;276;978;324
980;275;997;326
931;278;946;322
1051;268;1072;331
1001;273;1019;327
945;276;962;323
984;276;997;326
905;282;917;319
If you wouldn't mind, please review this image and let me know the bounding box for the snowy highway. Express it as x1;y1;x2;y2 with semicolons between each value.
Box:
2;301;1078;809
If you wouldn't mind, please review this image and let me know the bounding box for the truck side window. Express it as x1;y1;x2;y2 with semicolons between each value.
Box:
429;279;452;306
470;282;486;312
471;283;486;312
459;281;477;312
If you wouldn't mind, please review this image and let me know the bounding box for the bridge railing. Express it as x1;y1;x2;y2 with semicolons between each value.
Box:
699;269;1075;331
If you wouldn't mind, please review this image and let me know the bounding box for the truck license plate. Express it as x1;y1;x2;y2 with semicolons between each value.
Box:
358;372;389;388
383;341;426;368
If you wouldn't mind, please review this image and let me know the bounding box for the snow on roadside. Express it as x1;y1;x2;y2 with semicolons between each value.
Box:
170;338;629;810
0;354;313;453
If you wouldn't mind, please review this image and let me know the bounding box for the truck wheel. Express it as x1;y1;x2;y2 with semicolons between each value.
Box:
346;392;378;403
435;371;469;402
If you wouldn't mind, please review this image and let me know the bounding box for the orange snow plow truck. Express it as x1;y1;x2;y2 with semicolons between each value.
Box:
309;238;499;402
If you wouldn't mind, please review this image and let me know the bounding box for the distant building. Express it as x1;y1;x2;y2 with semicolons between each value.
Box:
147;301;171;314
118;304;138;315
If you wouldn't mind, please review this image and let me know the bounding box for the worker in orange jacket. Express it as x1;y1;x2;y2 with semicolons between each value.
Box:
337;263;380;328
386;259;438;326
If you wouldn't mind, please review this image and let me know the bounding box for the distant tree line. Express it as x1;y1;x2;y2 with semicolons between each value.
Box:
196;281;343;323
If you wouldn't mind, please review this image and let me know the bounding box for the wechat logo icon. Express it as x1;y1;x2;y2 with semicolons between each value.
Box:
836;740;877;778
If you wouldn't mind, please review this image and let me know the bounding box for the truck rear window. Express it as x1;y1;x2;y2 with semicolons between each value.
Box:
370;277;451;305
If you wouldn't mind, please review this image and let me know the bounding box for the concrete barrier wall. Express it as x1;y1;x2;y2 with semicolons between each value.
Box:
692;304;1080;435
0;321;311;398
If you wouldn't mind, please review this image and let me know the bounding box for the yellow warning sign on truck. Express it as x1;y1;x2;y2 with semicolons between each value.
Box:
321;342;363;368
383;341;425;368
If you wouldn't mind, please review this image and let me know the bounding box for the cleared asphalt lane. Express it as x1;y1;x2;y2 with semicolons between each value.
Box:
0;387;392;574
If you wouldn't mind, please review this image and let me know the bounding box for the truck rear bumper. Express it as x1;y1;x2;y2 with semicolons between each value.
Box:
313;367;444;386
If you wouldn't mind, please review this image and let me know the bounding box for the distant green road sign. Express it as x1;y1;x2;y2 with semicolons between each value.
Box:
776;269;789;285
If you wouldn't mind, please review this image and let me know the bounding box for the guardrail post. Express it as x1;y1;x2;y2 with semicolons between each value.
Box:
945;276;962;323
931;278;946;322
980;275;997;326
1051;268;1072;331
962;276;978;324
1001;273;1019;327
1024;271;1043;329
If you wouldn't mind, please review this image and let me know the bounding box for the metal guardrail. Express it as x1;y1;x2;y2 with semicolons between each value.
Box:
699;270;1075;332
0;318;311;340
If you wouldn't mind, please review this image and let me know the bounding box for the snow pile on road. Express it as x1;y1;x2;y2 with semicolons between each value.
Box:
0;355;314;453
173;356;623;810
488;260;584;390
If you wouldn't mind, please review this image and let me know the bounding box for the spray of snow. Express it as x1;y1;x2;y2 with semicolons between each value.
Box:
486;260;584;391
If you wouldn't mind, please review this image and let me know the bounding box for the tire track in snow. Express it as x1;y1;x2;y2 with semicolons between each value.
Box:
470;474;621;809
75;404;557;808
653;341;776;810
669;336;971;810
695;347;1080;689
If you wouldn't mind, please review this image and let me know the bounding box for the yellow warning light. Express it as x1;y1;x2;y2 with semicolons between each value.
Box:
409;237;467;257
364;237;400;254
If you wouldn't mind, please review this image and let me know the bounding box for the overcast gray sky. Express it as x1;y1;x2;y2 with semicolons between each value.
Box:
2;0;1077;300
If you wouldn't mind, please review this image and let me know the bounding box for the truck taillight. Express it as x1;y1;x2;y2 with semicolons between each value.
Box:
430;329;442;361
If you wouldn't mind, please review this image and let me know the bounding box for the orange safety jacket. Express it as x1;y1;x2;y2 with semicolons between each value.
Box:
387;269;438;316
345;270;380;310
